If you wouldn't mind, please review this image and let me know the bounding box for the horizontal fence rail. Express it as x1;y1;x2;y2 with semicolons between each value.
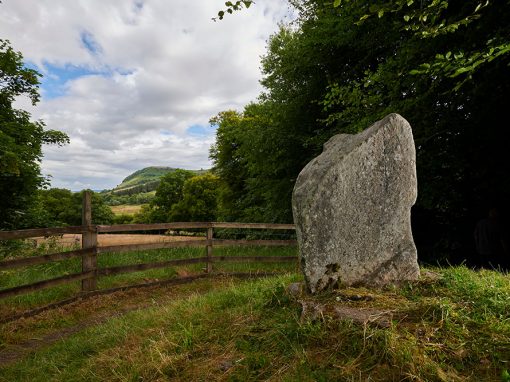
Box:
0;248;94;270
96;221;296;233
0;191;297;303
210;222;295;230
211;256;297;263
97;239;209;254
97;222;212;233
98;257;210;276
0;271;95;300
0;225;93;240
212;239;296;247
0;223;296;240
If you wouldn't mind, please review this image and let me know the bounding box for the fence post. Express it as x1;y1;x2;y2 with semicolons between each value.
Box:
81;191;97;291
206;226;213;273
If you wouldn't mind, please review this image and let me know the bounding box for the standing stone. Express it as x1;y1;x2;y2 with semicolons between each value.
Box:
292;113;420;293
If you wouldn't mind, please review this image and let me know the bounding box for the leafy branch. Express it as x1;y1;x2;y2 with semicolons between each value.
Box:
410;40;510;90
330;0;510;89
214;1;253;21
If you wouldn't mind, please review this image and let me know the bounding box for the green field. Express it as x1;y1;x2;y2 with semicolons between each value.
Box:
110;204;144;216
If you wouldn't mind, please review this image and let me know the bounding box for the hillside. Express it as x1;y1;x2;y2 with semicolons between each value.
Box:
108;167;207;196
117;167;177;191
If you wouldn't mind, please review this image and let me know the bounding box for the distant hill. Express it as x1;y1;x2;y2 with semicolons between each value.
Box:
106;167;207;197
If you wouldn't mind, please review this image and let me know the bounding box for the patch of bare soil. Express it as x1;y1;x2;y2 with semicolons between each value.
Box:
286;282;394;328
299;300;393;328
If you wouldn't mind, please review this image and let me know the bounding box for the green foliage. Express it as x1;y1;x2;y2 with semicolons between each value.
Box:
209;110;258;221
100;167;208;207
210;21;345;222
0;39;41;105
215;0;253;21
36;188;114;226
333;0;510;88
113;213;135;225
131;204;154;224
101;191;155;206
153;169;196;212
211;0;510;261
148;169;196;222
170;173;221;222
0;39;69;229
318;0;510;231
210;30;331;222
135;170;222;223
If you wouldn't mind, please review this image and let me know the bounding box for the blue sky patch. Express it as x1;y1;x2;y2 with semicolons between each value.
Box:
25;62;134;100
27;62;108;99
186;124;217;137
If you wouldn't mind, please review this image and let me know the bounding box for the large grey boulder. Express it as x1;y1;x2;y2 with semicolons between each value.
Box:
292;113;420;293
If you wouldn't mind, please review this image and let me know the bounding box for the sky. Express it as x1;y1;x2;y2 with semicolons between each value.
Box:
0;0;294;191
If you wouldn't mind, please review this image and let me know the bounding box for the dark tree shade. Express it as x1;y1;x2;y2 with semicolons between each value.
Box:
210;0;510;263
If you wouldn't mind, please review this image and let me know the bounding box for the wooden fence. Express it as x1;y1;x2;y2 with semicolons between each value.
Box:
0;192;297;301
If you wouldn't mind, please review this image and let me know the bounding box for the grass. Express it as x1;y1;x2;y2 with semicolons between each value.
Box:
110;205;143;216
0;242;297;318
0;266;509;381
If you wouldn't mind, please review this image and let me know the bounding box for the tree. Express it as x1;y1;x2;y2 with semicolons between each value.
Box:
210;102;303;223
36;189;114;226
211;0;510;262
149;169;196;222
314;0;510;259
0;39;69;229
170;173;221;222
209;110;257;221
211;22;345;223
329;0;510;89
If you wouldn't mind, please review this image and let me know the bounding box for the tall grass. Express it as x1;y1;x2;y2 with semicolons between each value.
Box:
0;241;297;317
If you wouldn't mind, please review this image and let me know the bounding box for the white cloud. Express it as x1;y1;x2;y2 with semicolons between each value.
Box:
0;0;294;190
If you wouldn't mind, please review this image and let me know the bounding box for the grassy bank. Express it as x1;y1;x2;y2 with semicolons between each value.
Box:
1;266;509;381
